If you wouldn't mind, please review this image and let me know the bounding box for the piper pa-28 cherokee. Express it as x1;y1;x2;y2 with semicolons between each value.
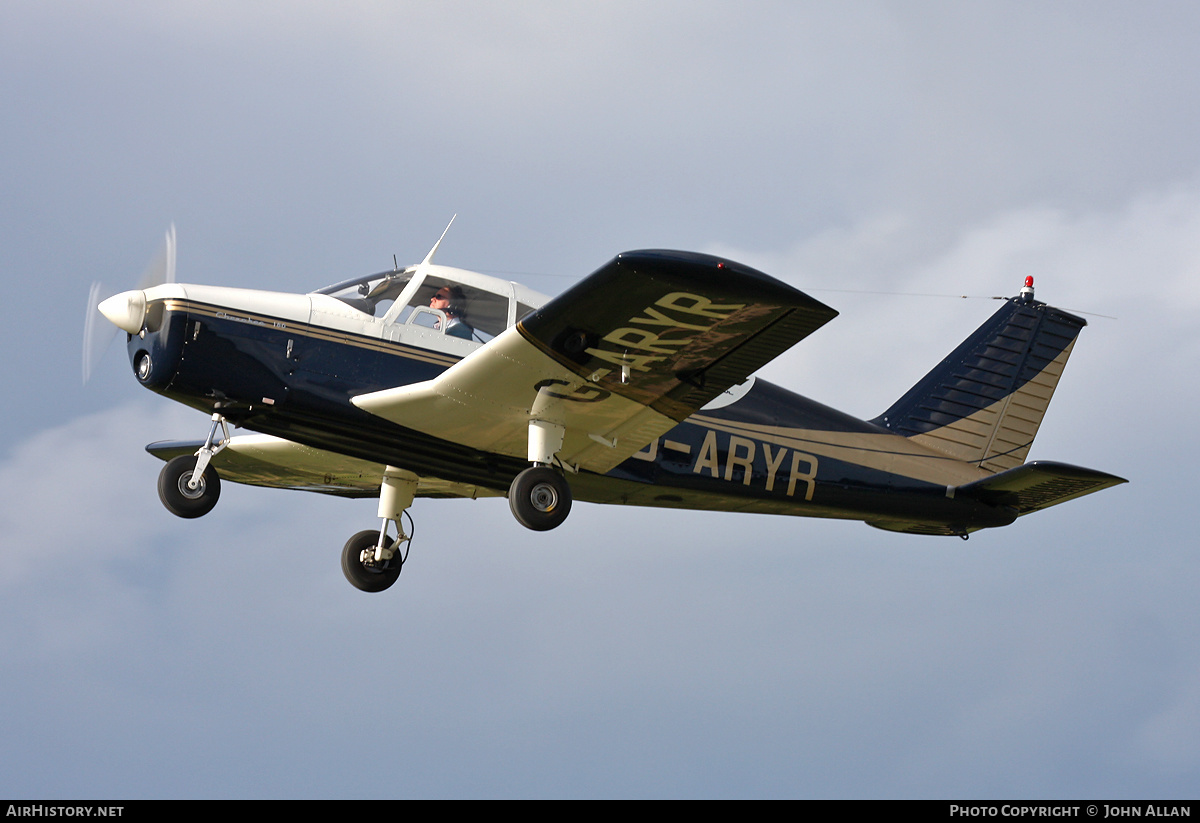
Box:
87;224;1125;593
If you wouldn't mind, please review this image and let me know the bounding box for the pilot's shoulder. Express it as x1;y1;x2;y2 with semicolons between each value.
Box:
446;322;474;340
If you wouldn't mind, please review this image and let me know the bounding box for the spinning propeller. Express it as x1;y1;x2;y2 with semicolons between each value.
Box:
83;225;176;383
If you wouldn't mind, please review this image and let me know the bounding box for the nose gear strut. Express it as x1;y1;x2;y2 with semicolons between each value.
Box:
189;414;230;491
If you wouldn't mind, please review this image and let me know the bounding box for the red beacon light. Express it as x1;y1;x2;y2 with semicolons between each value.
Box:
1020;275;1035;302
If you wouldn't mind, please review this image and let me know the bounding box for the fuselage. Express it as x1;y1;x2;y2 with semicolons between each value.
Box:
119;269;1014;534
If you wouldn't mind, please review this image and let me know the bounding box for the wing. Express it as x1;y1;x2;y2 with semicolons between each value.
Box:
145;436;502;499
352;250;838;474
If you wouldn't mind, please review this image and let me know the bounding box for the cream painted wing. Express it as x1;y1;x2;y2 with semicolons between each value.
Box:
352;250;838;474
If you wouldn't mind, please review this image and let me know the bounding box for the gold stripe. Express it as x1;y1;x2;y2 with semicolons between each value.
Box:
686;414;989;486
159;299;460;368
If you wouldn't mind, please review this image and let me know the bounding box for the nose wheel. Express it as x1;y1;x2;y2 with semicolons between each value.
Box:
157;413;229;518
158;454;221;518
509;466;572;531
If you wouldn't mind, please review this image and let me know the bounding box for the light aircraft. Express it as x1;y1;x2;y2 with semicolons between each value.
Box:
85;223;1126;592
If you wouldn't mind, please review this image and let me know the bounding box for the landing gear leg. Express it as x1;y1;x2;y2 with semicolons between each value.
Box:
189;414;230;494
342;467;417;593
157;413;229;518
508;419;573;531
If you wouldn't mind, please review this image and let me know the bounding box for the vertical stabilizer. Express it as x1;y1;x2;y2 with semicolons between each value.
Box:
871;287;1086;474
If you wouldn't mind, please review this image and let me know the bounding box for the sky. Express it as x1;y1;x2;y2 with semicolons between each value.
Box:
2;0;1198;799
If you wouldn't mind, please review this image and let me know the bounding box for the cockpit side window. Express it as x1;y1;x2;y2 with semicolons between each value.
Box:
395;277;509;342
317;270;523;344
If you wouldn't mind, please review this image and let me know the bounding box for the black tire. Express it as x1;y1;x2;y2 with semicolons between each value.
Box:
341;530;402;593
508;466;572;531
158;455;221;519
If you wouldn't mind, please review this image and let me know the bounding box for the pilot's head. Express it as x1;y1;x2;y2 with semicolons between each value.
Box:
430;286;466;317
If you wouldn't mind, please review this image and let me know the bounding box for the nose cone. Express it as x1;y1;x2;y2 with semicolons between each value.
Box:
98;289;147;334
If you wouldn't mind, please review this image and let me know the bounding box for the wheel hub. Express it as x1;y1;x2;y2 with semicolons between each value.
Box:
176;472;205;499
530;482;558;512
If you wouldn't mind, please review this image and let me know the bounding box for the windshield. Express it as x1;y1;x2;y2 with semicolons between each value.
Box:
313;270;414;317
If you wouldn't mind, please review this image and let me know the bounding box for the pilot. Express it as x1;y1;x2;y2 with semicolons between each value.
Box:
430;286;475;340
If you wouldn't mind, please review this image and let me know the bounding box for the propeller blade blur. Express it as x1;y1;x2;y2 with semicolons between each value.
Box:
82;281;118;383
82;225;176;384
136;224;176;291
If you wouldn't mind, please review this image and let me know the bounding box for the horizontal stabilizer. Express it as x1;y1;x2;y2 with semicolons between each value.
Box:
955;460;1127;515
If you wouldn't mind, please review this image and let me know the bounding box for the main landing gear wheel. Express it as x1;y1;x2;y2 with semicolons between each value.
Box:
509;466;572;531
341;530;403;593
158;455;221;518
